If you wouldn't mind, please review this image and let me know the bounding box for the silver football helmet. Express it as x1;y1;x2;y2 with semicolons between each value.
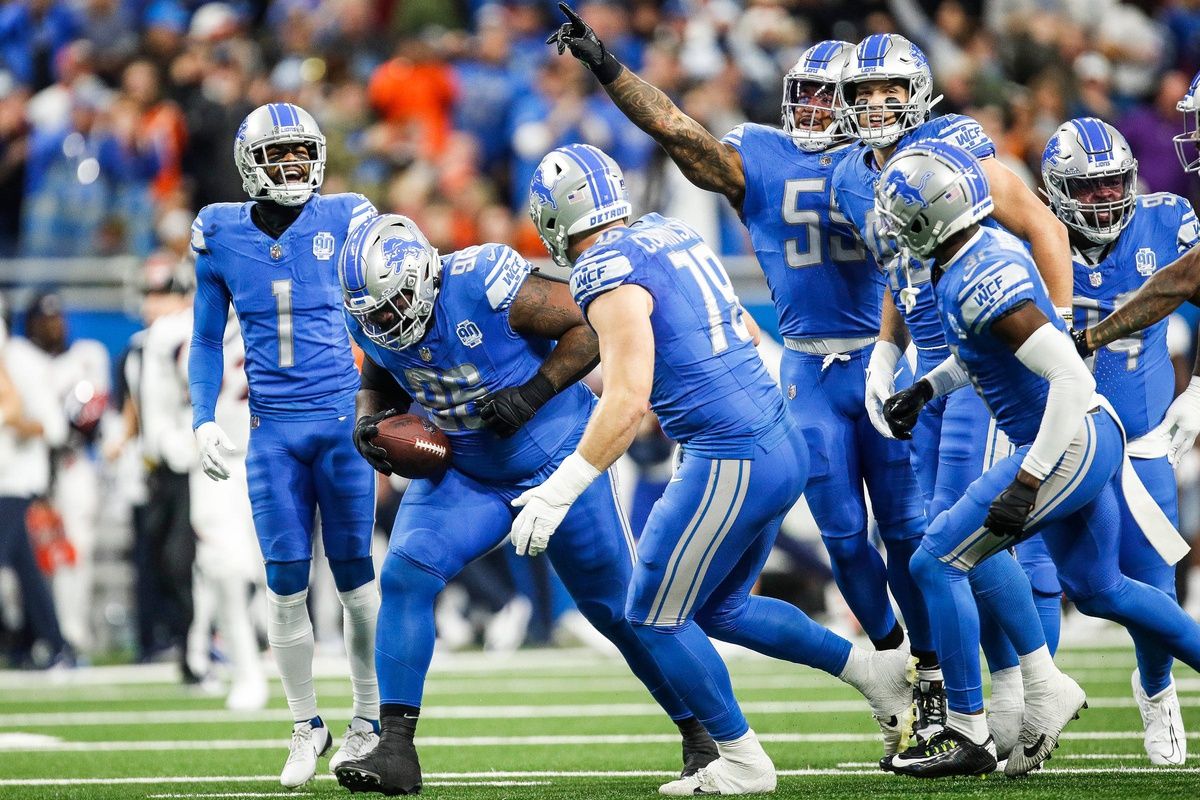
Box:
874;140;994;259
1042;118;1137;245
529;143;632;268
1176;70;1200;174
781;40;852;152
234;103;326;206
339;214;441;351
838;33;939;148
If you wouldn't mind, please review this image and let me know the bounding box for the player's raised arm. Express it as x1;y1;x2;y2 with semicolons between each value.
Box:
981;158;1074;312
1082;244;1200;353
548;3;745;207
478;273;601;438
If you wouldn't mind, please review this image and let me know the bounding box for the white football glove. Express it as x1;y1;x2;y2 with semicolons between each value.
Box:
509;452;600;557
194;421;235;481
865;341;902;440
1159;376;1200;466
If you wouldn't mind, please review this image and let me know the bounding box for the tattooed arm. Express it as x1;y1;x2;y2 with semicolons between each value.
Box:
548;2;745;208
601;69;746;209
1086;245;1200;351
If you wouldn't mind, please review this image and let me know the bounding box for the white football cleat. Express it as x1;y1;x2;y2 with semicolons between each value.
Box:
841;648;918;756
986;667;1024;760
658;753;777;795
1132;669;1187;766
329;716;381;773
1004;670;1086;777
280;720;332;788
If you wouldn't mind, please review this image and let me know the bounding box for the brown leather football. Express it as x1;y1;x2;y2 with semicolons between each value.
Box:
372;414;452;479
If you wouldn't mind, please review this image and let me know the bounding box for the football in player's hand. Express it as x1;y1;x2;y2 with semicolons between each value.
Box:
373;414;452;479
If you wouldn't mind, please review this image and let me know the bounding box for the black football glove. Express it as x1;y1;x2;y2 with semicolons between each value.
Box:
547;2;624;84
353;408;400;475
984;477;1040;539
478;373;556;438
882;379;933;440
1070;328;1092;358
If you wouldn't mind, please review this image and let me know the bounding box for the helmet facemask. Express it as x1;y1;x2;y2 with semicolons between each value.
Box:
1049;168;1137;245
782;78;843;152
840;77;928;148
242;135;326;206
1175;104;1200;175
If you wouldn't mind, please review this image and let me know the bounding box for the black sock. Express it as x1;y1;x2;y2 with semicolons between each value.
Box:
870;621;906;651
381;704;420;740
912;649;940;673
675;716;712;743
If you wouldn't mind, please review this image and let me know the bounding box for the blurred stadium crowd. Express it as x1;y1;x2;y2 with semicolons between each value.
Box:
4;0;1200;682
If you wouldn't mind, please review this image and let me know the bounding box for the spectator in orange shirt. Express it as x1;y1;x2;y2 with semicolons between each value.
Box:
367;36;456;159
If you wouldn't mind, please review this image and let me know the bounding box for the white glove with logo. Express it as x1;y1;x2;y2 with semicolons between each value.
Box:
510;452;600;556
865;341;903;440
1158;376;1200;466
194;421;235;481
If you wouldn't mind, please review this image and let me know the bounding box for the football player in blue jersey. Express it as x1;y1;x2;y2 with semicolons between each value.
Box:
518;143;919;796
833;32;1075;751
1045;118;1198;765
874;141;1200;778
546;4;937;732
331;211;722;795
188;103;381;788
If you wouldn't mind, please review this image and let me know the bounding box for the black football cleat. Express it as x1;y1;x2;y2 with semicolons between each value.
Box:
334;730;422;796
680;728;720;777
883;728;997;778
912;678;948;745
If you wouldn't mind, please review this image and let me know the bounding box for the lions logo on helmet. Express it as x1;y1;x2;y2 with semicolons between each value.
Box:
339;214;441;350
886;170;933;209
234;103;327;206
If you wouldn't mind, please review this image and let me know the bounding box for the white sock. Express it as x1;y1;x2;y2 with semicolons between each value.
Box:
947;709;989;745
338;582;381;721
267;588;318;722
989;666;1023;707
1017;645;1057;695
715;729;768;765
918;667;943;683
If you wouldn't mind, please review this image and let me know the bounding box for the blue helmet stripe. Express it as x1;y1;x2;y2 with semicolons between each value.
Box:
561;146;606;207
340;221;372;293
267;103;281;128
1071;118;1113;163
572;144;617;206
858;34;890;67
805;40;842;70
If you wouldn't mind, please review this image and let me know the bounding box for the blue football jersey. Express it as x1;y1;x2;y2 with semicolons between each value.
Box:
934;226;1065;446
190;193;376;423
570;213;788;458
1073;193;1200;440
347;243;595;484
833;114;998;368
720;123;879;339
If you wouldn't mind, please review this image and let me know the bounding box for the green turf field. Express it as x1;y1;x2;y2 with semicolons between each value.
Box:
0;635;1196;800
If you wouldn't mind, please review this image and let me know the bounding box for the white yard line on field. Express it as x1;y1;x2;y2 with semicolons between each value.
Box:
0;730;1195;753
4;766;1200;787
0;695;1189;727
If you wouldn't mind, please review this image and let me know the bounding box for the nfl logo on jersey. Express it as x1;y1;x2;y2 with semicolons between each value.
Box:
1090;271;1103;287
1135;247;1156;277
312;231;335;261
456;319;484;348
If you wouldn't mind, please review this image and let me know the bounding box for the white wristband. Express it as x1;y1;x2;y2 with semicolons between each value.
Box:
868;341;902;375
1055;306;1074;328
924;355;971;398
546;452;602;505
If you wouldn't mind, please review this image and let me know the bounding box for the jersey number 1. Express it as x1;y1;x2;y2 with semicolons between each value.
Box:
272;279;294;368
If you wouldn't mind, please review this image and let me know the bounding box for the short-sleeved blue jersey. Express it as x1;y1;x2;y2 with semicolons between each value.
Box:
347;243;595;484
190;193;377;424
570;213;788;458
934;226;1065;446
1072;193;1200;440
833;114;998;368
721;123;879;339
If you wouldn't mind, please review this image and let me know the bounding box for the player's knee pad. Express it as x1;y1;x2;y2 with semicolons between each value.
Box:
877;516;925;546
328;556;375;593
1067;578;1127;621
266;587;312;647
909;546;947;590
694;595;749;637
380;552;445;604
265;559;310;596
821;532;870;567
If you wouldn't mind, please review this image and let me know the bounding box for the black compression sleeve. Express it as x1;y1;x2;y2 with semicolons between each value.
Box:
361;355;413;412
